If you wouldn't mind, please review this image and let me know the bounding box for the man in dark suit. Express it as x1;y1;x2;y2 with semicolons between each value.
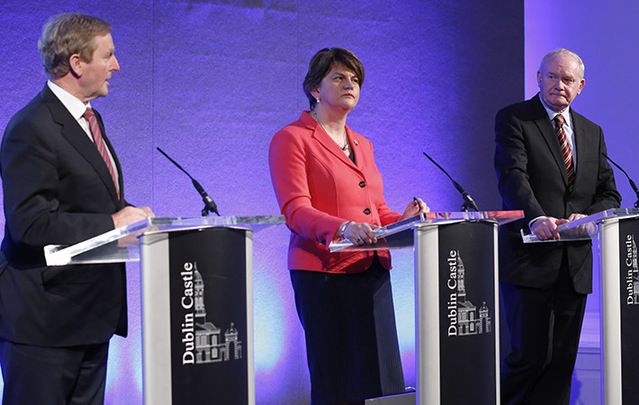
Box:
495;48;621;404
0;13;152;404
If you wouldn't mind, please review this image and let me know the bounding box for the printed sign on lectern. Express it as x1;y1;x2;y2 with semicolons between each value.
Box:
620;219;639;403
168;228;249;404
438;222;496;404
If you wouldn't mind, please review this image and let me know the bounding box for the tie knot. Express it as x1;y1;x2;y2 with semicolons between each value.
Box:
83;107;95;120
553;114;565;128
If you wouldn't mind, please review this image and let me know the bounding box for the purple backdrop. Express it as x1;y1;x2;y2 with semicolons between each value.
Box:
0;1;523;403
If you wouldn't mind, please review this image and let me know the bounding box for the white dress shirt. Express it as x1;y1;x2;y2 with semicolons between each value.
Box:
47;80;120;185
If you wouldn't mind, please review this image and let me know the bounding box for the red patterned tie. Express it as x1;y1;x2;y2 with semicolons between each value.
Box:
83;107;120;199
553;114;575;186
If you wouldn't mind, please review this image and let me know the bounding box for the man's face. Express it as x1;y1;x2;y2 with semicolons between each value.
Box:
77;33;120;102
537;53;585;112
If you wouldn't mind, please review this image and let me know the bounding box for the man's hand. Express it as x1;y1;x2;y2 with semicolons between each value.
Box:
567;213;586;221
567;213;594;238
530;216;568;240
112;206;154;228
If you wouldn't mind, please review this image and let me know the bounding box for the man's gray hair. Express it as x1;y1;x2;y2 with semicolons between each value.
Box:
539;48;585;79
38;13;111;79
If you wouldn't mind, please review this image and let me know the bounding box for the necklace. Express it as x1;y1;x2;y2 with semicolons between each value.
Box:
311;111;349;151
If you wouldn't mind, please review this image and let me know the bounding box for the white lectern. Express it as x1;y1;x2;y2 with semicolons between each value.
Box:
44;215;284;405
331;210;523;405
523;208;639;405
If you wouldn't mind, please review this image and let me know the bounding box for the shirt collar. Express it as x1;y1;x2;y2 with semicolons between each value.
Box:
47;80;92;120
538;94;572;128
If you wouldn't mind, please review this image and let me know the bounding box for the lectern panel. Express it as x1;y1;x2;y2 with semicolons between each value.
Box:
437;222;497;404
415;221;500;405
619;219;639;403
141;227;254;405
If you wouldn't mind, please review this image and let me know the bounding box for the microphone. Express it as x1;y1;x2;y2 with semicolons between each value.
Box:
422;151;479;211
603;152;639;208
156;147;220;216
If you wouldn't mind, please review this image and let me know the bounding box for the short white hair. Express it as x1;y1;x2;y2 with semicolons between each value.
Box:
539;48;585;79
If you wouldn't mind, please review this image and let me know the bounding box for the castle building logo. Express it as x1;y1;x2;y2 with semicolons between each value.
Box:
445;250;492;337
180;261;243;365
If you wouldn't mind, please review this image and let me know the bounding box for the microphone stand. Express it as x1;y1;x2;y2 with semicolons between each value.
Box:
156;147;221;216
603;153;639;208
422;151;479;211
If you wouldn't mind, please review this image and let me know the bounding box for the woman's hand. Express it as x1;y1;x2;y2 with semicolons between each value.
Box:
400;197;429;219
343;221;379;245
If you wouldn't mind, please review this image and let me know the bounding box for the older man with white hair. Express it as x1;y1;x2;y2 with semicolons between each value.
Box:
494;48;621;404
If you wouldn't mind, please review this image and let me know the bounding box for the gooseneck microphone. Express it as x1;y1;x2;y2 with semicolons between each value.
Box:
156;147;220;216
603;152;639;208
422;151;479;211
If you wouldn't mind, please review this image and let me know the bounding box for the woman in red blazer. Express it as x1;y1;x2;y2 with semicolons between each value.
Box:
269;48;428;405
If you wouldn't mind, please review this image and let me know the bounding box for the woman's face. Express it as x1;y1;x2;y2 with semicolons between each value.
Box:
312;63;360;113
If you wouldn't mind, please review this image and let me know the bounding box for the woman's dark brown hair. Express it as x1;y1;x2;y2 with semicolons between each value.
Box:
303;48;365;110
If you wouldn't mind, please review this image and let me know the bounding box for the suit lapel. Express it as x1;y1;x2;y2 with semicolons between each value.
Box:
531;95;569;185
570;110;586;188
42;87;120;203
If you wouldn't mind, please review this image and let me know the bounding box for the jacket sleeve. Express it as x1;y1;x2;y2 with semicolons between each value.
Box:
494;108;546;223
377;201;402;226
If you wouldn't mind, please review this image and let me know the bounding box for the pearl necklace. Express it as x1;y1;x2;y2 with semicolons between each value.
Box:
311;111;349;151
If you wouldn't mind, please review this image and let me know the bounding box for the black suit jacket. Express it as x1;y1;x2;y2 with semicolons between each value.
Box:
495;94;621;294
0;85;128;346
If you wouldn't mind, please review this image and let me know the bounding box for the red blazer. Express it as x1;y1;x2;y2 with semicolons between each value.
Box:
269;111;401;274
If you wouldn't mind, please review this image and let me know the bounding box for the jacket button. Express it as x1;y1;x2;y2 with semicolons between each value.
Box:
359;181;366;188
363;208;371;215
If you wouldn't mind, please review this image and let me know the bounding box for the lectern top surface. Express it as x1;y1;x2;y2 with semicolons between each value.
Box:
329;210;524;252
522;207;639;244
44;215;285;266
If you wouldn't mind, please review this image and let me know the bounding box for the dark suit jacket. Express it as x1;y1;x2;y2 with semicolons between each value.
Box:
0;85;128;347
495;94;621;294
